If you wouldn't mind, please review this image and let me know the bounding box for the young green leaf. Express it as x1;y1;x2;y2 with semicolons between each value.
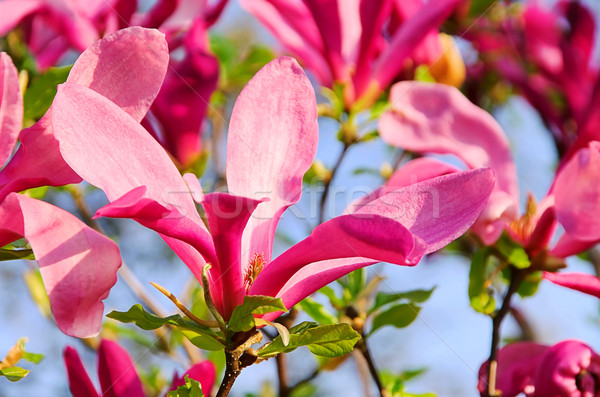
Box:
23;66;71;120
0;366;30;382
258;323;360;358
468;247;496;315
370;288;436;314
166;375;204;397
227;296;287;332
370;303;421;335
298;298;337;325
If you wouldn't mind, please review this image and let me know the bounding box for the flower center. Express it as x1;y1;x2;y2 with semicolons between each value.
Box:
244;253;265;293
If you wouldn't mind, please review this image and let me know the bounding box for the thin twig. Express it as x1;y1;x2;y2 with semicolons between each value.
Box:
485;268;524;397
356;336;388;397
319;143;350;224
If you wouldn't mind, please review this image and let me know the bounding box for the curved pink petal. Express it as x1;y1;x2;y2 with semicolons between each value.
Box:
0;0;43;36
356;168;495;253
0;115;82;201
251;213;418;299
0;194;121;337
554;143;600;241
97;340;144;397
380;82;518;243
226;57;318;277
550;231;598;259
51;83;216;278
346;157;460;214
253;168;494;300
371;0;460;91
302;0;347;82
0;53;22;167
477;342;548;397
63;346;100;397
240;0;332;85
67;26;169;122
543;272;600;299
533;340;600;396
168;361;216;395
202;192;265;318
149;19;219;166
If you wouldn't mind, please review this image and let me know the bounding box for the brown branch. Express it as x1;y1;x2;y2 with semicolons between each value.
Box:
319;143;350;224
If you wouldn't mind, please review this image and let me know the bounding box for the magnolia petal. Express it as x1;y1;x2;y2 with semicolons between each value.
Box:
240;0;332;85
63;346;100;397
533;340;600;396
52;83;201;226
250;214;417;298
149;20;218;166
168;361;216;395
226;57;318;275
202;192;265;319
68;26;169;122
477;342;547;397
554;144;600;241
543;272;600;299
0;194;121;337
380;82;518;242
264;257;378;316
355;168;495;254
0;0;43;36
302;0;347;81
346;157;459;214
0;115;82;201
550;232;598;259
97;340;144;397
0;53;22;167
371;0;460;90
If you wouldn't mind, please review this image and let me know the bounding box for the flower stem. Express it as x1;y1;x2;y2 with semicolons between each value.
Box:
485;268;524;397
356;335;388;397
319;142;350;224
216;349;242;397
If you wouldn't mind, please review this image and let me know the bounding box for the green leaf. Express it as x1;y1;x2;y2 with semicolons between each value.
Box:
298;299;337;325
181;330;223;351
358;130;379;142
517;271;543;298
23;66;71;120
318;286;344;308
347;268;365;298
107;305;223;347
107;304;180;330
0;247;34;261
496;236;531;269
370;303;420;335
468;247;496;315
0;366;30;382
167;375;204;397
228;296;287;332
21;352;44;364
370;288;435;314
258;323;360;358
414;65;435;83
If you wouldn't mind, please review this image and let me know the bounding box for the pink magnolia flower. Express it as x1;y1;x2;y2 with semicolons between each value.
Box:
64;339;215;397
0;0;228;69
47;55;495;319
142;18;219;168
241;0;461;107
478;340;600;396
467;0;598;158
0;49;124;338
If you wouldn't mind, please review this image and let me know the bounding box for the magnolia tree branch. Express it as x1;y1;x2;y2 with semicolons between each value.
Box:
319;142;350;224
356;335;388;397
484;268;525;397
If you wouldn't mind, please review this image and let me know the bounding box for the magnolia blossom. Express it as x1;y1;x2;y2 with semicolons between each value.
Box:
0;0;229;69
142;18;219;167
0;47;127;337
64;339;215;397
478;340;600;396
46;51;495;319
241;0;462;107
